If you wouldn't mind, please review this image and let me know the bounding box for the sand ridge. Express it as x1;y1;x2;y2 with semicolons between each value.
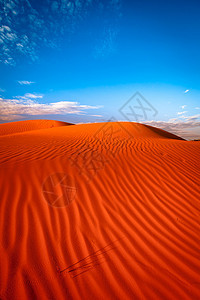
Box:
0;120;199;299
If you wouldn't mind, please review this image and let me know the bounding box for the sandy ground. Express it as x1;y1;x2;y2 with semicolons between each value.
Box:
0;120;200;299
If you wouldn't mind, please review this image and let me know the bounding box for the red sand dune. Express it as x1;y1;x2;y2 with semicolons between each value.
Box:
0;120;200;300
0;119;72;136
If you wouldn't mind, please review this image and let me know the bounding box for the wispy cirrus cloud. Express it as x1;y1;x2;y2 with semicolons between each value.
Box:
0;0;122;65
0;24;38;65
18;81;35;85
0;97;102;121
94;27;118;58
184;89;189;93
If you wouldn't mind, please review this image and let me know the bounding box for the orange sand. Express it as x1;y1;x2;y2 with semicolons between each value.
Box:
0;120;200;299
0;119;72;136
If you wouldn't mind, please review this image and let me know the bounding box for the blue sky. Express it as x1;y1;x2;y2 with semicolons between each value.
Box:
0;0;200;139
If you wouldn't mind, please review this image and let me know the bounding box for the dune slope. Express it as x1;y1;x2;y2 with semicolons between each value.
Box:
0;119;72;136
0;121;199;300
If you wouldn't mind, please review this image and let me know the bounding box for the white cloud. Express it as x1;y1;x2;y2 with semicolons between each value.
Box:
18;81;35;85
16;93;43;100
195;107;200;110
181;105;187;109
6;32;17;41
177;111;187;115
0;114;22;121
0;26;11;32
0;97;102;121
143;116;200;140
4;57;15;66
184;89;189;93
182;114;200;121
